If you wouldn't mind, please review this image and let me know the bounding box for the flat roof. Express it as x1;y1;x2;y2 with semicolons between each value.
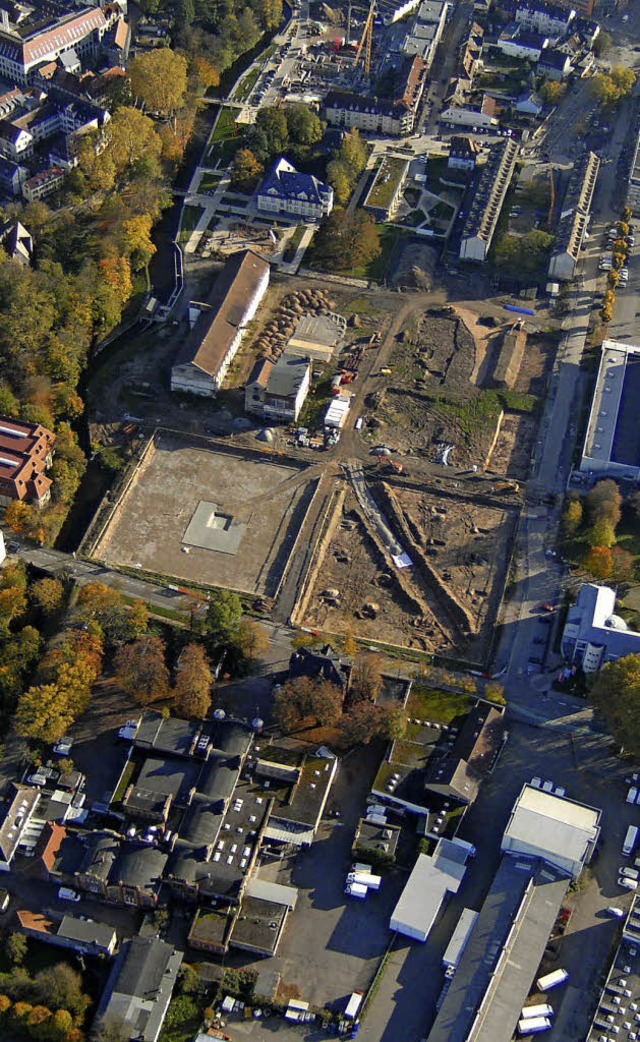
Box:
427;855;568;1042
391;845;467;937
229;895;288;955
245;877;298;908
583;339;640;470
365;155;410;211
503;785;601;867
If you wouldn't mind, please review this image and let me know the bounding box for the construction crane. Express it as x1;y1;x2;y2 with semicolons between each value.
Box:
354;0;376;78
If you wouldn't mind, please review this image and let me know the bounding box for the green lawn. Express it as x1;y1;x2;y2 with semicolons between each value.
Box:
234;65;262;101
179;205;205;242
198;172;223;194
405;686;473;725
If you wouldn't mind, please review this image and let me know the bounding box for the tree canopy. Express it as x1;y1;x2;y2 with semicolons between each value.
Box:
129;50;188;115
590;655;640;755
314;209;381;271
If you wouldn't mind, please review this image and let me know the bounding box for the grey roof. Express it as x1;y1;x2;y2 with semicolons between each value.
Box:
133;713;199;757
423;703;505;803
79;832;120;881
208;720;253;759
229;894;288;955
391;844;467;939
94;937;182;1042
427;856;568;1042
58;915;116;951
0;785;40;863
179;801;224;848
195;755;240;801
110;843;168;891
264;351;310;399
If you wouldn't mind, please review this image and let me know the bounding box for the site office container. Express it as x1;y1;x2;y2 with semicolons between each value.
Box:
517;1016;551;1034
536;969;569;992
345;991;364;1019
520;1004;553;1019
623;825;639;856
347;872;381;889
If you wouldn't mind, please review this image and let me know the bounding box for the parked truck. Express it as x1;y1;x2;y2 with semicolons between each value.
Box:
345;882;368;899
347;872;381;890
517;1016;551;1034
442;909;479;978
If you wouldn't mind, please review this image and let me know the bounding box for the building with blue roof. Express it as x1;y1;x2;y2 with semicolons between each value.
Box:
256;157;333;221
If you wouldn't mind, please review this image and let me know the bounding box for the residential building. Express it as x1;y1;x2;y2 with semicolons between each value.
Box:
0;784;41;870
324;56;426;137
22;165;64;200
459;139;519;262
0;87;109;165
554;0;593;15
289;644;352;693
17;909;117;956
93;937;183;1042
390;839;470;941
0;219;32;264
515;90;544;116
539;47;574;78
245;351;311;423
515;1;575;37
502;783;601;878
580;339;640;478
364;155;409;219
561;583;640;672
257;157;333;220
0;415;55;506
497;25;549;61
459;21;484;81
447;135;480;171
401;0;448;65
171;249;270;397
441;92;499;129
0;156;27;195
0;6;112;85
548;150;598;280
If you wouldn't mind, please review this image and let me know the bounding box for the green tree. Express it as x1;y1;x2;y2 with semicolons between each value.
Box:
380;704;407;739
592;30;611;57
284;104;323;145
254;107;289;154
34;964;90;1019
339;129;367;176
174;642;212;719
114;634;169;704
585;519;616;548
230;149;264;192
590;654;640;754
326;159;353;206
204;590;242;646
6;933;27;967
129;50;188;115
493;230;554;275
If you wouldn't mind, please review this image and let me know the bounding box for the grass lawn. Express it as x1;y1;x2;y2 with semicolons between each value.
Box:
198;172;223;194
160;995;203;1042
179;205;205;242
234;65;261;101
424;391;503;442
405;686;473;725
341;225;405;281
211;106;239;144
297;375;334;430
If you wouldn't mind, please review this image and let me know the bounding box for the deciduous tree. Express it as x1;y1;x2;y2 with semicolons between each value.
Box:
284;104;323;145
273;676;343;731
339;701;384;746
15;683;74;743
230;149;264;193
586;479;622;528
233;620;269;661
6;933;27;967
114;634;169;704
582;545;614;580
174;642;212;719
590;654;640;754
30;577;64;615
350;654;383;703
129;50;188;115
204;590;242;646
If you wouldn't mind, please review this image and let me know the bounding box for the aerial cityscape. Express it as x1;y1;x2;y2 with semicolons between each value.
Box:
3;0;640;1039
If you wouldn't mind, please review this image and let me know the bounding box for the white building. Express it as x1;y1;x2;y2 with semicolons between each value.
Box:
515;1;575;37
580;338;640;478
561;583;640;672
502;784;601;879
171;250;270;398
245;351;311;422
256;157;333;221
0;7;111;85
497;26;549;61
390;840;469;941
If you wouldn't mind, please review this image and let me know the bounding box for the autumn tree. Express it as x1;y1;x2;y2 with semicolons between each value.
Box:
233;620;270;661
585;478;622;529
582;545;614;580
379;704;407;739
562;497;583;537
592;65;636;106
350;654;383;703
129;50;188;116
314;209;381;271
485;682;506;705
15;683;74;743
611;546;636;583
174;643;212;719
121;214;156;271
585;519;617;548
540;80;567;105
190;56;220;93
101;107;162;178
590;654;640;754
273;676;343;731
75;582;148;646
34;964;90;1019
30;577;65;615
339;701;384;746
114;634;169;704
230;149;264;193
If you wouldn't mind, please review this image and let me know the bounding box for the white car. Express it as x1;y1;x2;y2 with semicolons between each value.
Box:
618;876;638;890
58;887;81;902
620;866;639;880
608;906;626;918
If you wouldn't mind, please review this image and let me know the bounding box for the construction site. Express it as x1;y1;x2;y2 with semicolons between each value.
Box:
294;465;518;664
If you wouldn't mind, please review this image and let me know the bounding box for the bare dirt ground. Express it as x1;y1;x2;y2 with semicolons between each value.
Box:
91;437;316;596
486;413;538;480
302;482;516;663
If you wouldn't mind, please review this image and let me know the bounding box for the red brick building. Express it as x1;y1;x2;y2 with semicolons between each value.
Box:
0;415;55;506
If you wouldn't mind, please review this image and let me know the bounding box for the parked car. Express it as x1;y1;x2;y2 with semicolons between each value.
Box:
607;906;625;918
618;876;638;890
53;737;73;756
58;887;81;902
620;866;639;880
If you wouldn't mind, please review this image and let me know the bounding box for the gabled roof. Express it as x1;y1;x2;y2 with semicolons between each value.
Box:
94;937;183;1042
173;250;270;379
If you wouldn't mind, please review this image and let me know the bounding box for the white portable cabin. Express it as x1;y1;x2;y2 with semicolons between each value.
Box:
536;969;569;992
517;1016;551;1034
